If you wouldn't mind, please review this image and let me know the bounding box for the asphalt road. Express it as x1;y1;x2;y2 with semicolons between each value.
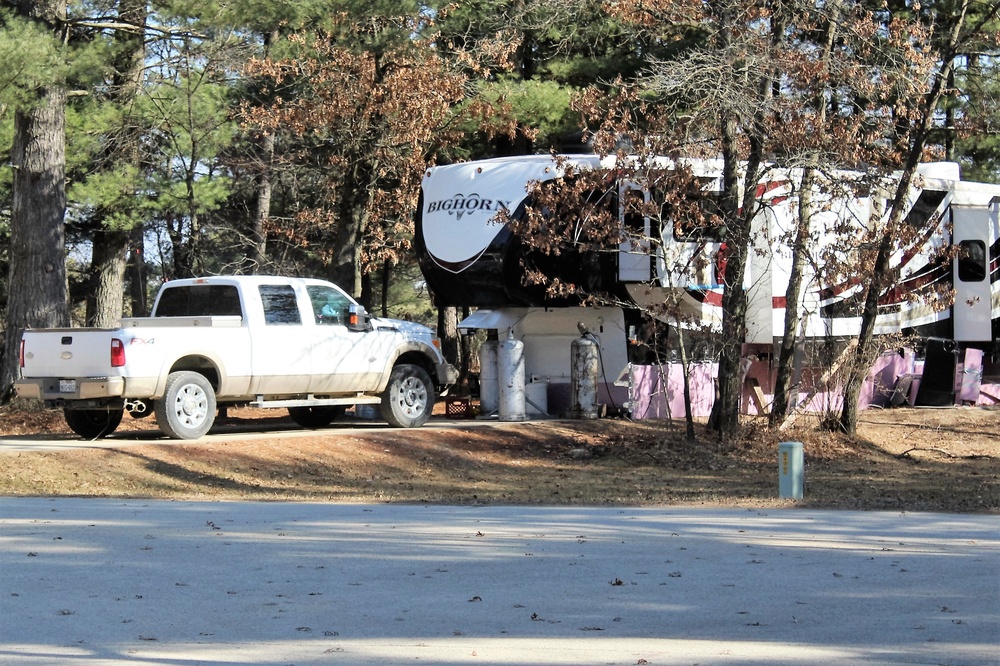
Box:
1;500;998;665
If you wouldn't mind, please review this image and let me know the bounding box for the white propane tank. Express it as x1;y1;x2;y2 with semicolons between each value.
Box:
498;329;526;421
570;331;600;419
478;339;499;416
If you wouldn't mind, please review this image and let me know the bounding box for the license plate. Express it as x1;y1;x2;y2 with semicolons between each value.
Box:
59;379;76;394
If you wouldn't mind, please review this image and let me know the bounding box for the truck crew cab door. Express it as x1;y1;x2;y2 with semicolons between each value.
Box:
251;283;314;395
303;284;387;394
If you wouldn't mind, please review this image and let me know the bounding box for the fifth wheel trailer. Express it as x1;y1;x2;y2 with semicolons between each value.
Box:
416;155;1000;415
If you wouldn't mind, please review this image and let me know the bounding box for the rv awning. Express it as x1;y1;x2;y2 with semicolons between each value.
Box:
458;309;521;331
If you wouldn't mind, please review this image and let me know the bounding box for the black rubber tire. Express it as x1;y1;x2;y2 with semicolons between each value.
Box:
287;405;345;429
154;371;217;439
380;364;434;428
64;407;124;440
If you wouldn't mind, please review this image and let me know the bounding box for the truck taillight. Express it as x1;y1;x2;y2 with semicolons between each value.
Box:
19;339;25;368
111;338;126;367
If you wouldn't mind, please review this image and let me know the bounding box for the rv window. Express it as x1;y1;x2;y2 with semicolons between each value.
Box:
957;240;987;282
673;194;726;241
622;188;646;232
905;190;947;228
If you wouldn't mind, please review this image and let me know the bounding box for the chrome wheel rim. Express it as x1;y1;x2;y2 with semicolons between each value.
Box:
397;376;428;418
173;382;209;428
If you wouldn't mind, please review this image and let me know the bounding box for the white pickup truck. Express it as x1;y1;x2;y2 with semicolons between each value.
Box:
16;275;457;439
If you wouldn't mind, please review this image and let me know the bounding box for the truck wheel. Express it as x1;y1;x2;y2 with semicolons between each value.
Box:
64;407;124;440
155;371;217;439
380;364;434;428
288;405;345;429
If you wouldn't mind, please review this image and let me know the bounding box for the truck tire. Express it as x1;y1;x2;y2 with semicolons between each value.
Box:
155;371;217;439
288;405;345;429
64;407;124;440
380;364;434;428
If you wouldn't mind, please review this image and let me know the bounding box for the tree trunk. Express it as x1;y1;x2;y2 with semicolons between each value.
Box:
839;0;975;434
380;260;390;318
710;128;769;435
772;4;838;426
250;130;274;274
675;321;696;442
84;0;147;325
0;1;68;401
184;176;202;278
770;169;813;424
360;271;373;312
708;6;773;437
945;66;956;161
710;195;750;435
332;206;369;297
709;118;748;435
87;228;130;327
458;306;473;386
707;7;743;436
168;214;196;279
127;227;147;316
331;161;373;298
438;306;460;369
248;28;280;275
840;224;894;433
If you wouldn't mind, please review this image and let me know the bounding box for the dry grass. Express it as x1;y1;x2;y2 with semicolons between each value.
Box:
1;403;997;512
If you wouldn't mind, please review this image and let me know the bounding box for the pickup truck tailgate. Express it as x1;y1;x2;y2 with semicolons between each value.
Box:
20;328;120;378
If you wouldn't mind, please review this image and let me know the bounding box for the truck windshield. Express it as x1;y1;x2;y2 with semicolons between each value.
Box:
154;285;243;317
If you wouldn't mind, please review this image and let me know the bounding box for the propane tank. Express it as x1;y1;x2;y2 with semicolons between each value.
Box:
497;328;526;421
478;339;499;416
570;329;600;419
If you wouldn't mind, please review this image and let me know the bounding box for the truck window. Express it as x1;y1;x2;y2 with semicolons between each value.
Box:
306;285;352;325
155;285;242;317
259;285;302;325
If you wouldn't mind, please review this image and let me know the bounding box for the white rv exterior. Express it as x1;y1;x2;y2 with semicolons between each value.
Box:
417;155;1000;414
631;161;1000;346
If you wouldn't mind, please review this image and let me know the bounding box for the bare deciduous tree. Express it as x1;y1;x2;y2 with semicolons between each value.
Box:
240;17;466;299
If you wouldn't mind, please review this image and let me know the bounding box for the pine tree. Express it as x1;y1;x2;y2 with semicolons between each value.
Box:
1;0;70;401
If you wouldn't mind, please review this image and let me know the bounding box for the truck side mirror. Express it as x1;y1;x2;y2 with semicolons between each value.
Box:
347;304;371;332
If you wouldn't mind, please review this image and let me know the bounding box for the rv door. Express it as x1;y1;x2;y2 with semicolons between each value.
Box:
619;184;651;282
951;205;992;342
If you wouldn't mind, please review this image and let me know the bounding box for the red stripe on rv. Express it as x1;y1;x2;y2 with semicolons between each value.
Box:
755;181;790;199
686;289;724;307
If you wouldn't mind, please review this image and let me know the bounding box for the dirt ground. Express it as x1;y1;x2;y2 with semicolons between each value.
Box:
0;402;997;513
